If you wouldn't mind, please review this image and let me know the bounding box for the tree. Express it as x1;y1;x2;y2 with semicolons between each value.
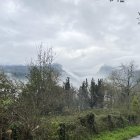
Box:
10;47;65;139
78;79;89;109
96;79;104;108
64;77;70;91
89;78;96;108
103;80;116;109
89;78;104;108
0;71;16;139
109;61;140;109
63;77;77;109
25;47;62;114
131;95;140;114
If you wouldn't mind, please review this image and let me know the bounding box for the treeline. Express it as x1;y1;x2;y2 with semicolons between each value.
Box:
0;48;140;140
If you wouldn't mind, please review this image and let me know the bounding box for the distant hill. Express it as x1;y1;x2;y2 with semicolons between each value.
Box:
0;64;64;79
0;65;28;80
0;64;118;86
98;65;140;81
98;65;113;76
1;64;139;87
0;64;80;86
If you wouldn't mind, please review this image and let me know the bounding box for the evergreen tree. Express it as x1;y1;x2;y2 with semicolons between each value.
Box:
89;79;104;108
89;78;96;108
64;77;70;91
0;72;16;140
64;77;73;108
96;79;104;108
78;79;89;109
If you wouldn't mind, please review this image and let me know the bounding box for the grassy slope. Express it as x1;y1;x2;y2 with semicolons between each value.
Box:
91;126;140;140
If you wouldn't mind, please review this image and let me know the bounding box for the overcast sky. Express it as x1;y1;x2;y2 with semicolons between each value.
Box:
0;0;140;76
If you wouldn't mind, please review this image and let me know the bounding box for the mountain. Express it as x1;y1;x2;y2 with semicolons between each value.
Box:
98;65;140;81
98;65;113;76
0;64;80;86
0;64;114;87
2;64;139;87
0;65;28;80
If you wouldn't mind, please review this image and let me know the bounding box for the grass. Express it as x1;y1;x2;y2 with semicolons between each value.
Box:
91;125;140;140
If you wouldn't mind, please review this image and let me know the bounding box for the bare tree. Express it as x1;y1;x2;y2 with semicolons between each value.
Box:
109;61;140;110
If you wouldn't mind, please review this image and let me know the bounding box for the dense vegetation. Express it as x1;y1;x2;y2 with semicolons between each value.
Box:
0;48;140;140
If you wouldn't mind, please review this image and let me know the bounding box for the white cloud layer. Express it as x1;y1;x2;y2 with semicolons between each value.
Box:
0;0;140;78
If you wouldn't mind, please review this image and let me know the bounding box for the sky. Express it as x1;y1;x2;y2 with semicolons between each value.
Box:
0;0;140;78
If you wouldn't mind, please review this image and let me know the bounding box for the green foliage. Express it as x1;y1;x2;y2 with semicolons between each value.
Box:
89;78;96;108
32;110;138;140
78;80;89;109
131;95;140;114
1;50;140;140
0;97;14;110
88;78;104;109
91;126;140;140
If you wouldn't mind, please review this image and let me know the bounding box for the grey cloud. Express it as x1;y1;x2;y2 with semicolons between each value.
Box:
0;0;140;80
